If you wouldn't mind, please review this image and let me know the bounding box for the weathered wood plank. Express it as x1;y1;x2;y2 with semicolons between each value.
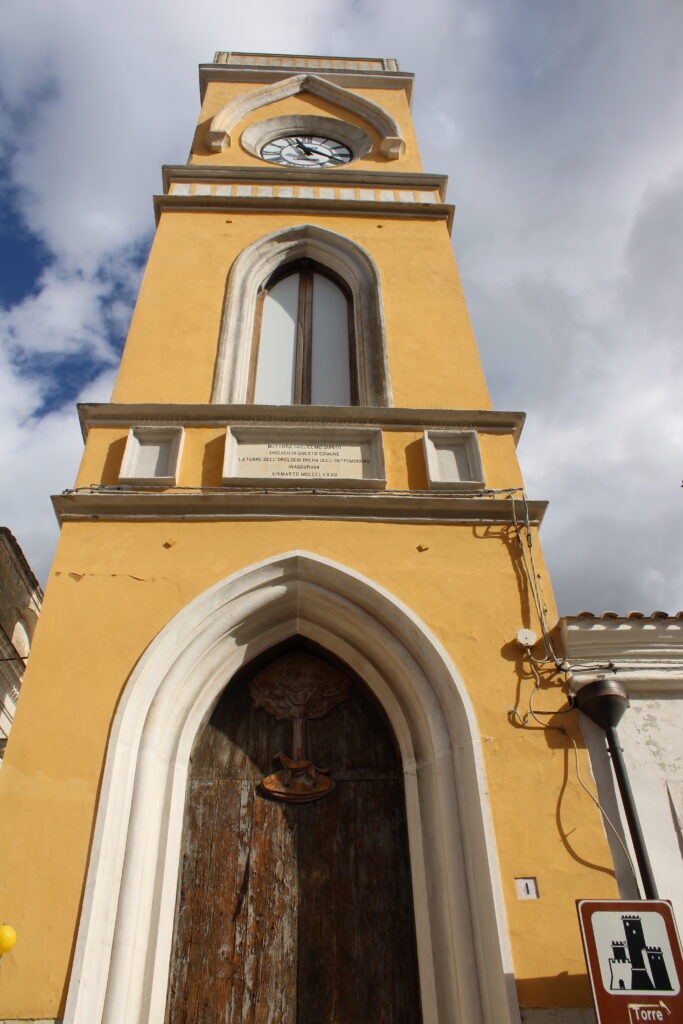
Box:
165;645;422;1024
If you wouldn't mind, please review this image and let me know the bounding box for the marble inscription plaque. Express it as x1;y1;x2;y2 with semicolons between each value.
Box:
223;427;385;488
238;440;369;480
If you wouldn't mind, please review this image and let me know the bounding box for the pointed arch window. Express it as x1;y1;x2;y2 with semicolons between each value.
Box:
213;224;391;407
250;260;357;406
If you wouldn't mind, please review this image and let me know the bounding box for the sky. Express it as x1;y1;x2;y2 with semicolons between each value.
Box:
0;0;681;615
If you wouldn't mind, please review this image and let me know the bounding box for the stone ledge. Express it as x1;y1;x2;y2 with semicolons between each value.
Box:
77;403;526;443
52;489;547;526
161;163;448;195
198;65;415;103
153;192;455;232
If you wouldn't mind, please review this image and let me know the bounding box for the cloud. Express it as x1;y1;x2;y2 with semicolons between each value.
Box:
0;347;117;582
1;266;111;356
0;0;681;615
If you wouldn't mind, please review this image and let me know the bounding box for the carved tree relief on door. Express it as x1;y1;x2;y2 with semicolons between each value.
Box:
165;643;422;1024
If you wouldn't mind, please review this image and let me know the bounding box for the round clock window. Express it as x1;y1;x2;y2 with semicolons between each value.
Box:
260;135;353;168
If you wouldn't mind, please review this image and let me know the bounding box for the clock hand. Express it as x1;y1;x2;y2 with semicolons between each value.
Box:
293;138;315;156
311;153;346;164
298;143;346;162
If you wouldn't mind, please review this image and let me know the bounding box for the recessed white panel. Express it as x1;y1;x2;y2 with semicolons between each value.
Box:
423;430;485;490
435;443;471;482
119;426;184;485
136;438;173;478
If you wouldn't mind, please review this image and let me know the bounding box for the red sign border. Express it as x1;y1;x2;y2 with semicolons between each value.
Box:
577;899;683;1024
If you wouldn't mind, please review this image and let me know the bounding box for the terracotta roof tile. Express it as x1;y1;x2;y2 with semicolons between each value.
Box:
567;610;682;621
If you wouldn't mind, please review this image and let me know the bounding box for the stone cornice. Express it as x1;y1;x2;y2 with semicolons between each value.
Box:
153;193;455;231
560;615;683;693
161;164;449;198
52;489;547;527
199;65;415;105
211;53;401;72
77;404;526;444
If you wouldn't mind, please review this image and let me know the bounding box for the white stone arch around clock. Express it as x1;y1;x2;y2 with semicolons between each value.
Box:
63;551;521;1024
207;72;406;158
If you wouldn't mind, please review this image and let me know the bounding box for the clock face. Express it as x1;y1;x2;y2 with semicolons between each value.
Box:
260;135;353;168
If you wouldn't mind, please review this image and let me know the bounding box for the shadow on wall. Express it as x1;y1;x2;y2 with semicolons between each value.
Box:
103;437;127;485
202;433;226;486
404;437;428;489
516;972;593;1013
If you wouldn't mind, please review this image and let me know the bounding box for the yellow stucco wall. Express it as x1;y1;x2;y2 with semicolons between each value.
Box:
0;519;616;1017
111;210;490;410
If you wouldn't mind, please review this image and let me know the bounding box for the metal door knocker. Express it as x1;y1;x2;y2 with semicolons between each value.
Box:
248;652;350;803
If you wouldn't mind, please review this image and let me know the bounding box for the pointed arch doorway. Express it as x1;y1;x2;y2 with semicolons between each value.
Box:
165;639;422;1023
63;552;520;1024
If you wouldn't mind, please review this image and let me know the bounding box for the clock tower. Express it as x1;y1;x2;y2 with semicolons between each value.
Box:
0;52;620;1024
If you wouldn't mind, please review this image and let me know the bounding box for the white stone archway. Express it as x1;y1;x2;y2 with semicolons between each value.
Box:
63;552;520;1024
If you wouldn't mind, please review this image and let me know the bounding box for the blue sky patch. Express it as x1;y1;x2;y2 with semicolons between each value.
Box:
0;200;48;307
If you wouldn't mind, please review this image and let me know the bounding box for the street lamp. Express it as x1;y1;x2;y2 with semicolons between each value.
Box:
573;677;658;900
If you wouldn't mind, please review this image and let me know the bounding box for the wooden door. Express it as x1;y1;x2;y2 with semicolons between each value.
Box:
166;642;422;1024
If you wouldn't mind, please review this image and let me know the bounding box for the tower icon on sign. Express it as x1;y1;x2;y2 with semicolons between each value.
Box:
608;915;673;992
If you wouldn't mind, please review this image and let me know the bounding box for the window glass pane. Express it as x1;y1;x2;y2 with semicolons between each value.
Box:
311;273;351;405
137;438;173;478
254;275;299;404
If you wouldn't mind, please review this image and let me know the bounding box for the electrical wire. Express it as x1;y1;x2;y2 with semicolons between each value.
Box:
497;489;651;894
509;490;562;666
507;652;571;727
508;649;640;891
565;729;640;889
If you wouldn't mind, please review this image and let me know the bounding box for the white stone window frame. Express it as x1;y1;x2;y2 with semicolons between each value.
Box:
241;115;373;164
422;429;485;490
119;426;185;486
212;223;392;407
223;425;386;488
